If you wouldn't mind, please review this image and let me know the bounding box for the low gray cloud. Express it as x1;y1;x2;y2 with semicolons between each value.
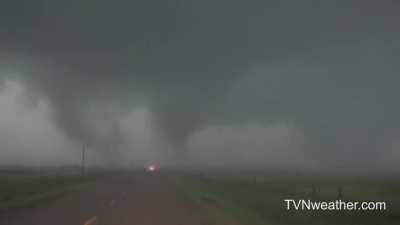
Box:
0;0;399;171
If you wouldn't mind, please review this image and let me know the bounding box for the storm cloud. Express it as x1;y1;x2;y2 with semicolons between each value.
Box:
0;0;399;171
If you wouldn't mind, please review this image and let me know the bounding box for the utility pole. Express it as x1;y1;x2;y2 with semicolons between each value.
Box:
81;144;86;177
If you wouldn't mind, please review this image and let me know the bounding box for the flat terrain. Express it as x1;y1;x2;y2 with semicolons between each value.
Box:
0;172;218;225
1;170;400;225
179;173;400;225
0;169;105;210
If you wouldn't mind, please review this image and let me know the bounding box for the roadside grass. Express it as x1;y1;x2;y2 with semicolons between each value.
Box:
178;174;400;225
0;169;111;210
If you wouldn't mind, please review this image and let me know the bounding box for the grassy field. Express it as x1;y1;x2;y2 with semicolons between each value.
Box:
0;168;110;211
178;172;400;225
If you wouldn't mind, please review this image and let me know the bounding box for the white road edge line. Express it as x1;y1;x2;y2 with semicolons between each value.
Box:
83;216;97;225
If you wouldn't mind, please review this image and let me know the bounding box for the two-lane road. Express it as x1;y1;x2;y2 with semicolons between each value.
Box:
0;173;206;225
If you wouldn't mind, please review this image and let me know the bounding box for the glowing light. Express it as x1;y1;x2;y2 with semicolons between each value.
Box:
148;164;156;172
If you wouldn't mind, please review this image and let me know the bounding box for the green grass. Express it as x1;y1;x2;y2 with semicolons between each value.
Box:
0;169;109;210
178;174;400;225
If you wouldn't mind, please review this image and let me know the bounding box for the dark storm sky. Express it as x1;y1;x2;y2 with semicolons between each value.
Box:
1;0;399;169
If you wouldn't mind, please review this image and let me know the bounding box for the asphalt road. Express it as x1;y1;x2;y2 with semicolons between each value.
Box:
0;173;207;225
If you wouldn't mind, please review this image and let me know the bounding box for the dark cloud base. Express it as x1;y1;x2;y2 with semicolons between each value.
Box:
1;0;399;170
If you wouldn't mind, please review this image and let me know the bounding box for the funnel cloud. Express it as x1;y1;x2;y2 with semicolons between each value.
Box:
0;0;399;172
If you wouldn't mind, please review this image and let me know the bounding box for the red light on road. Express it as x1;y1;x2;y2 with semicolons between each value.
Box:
147;165;156;172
